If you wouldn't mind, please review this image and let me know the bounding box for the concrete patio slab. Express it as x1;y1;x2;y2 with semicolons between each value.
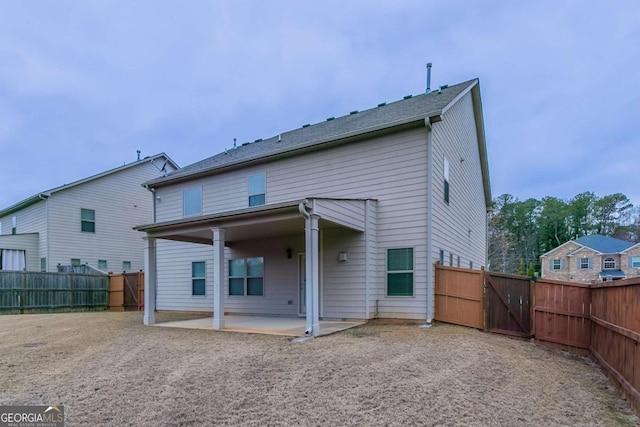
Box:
153;315;365;337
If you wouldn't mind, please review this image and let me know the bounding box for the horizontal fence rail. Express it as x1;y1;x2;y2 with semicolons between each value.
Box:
0;271;108;314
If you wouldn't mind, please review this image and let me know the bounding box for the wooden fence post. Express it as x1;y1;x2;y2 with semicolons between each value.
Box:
137;270;144;311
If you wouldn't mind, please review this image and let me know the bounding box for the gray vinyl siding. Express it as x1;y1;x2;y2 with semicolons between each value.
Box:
0;202;46;270
151;93;487;320
321;228;367;319
155;232;371;319
155;128;429;319
0;233;40;271
45;162;165;272
430;91;487;274
312;199;367;231
225;237;304;317
156;240;214;311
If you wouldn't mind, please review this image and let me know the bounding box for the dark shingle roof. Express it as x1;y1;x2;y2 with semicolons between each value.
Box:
575;235;634;254
148;79;478;187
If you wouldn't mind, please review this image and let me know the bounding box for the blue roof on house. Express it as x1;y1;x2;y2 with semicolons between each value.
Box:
599;269;626;278
574;235;634;254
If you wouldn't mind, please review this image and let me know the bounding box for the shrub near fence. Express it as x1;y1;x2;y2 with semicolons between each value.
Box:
0;271;108;314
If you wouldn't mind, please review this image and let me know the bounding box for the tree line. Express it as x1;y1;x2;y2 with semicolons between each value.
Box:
488;192;639;274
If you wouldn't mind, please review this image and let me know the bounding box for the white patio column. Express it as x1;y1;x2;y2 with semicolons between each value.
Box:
304;216;313;335
212;227;225;330
310;214;321;337
143;236;156;325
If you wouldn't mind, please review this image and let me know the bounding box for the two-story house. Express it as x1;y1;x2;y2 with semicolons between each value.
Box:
136;79;492;336
0;153;178;273
540;235;640;282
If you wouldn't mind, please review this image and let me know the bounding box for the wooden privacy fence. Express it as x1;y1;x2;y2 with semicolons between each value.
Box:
108;271;144;312
434;264;484;329
434;263;640;415
586;278;640;413
533;279;592;352
0;270;144;314
434;263;532;337
485;272;531;337
0;271;108;314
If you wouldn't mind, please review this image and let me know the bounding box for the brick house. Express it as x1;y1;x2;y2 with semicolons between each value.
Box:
540;235;640;282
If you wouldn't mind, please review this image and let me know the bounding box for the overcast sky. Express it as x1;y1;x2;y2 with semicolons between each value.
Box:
1;1;638;209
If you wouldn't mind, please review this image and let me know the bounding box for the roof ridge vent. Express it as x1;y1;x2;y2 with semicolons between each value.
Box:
403;95;413;100
326;117;335;121
377;102;386;107
302;124;310;128
350;110;358;115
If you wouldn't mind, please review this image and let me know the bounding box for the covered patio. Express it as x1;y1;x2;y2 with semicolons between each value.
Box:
136;198;375;337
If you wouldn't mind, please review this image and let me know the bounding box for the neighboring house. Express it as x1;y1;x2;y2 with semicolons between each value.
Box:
136;79;492;336
0;153;178;273
540;235;640;282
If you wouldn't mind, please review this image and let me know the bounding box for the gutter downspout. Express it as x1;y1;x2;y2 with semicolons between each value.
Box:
144;185;157;223
421;119;435;329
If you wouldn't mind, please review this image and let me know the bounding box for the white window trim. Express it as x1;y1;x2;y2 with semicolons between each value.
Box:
192;261;206;296
229;257;265;297
183;187;203;217
603;257;615;269
385;247;415;298
248;173;266;207
579;258;589;269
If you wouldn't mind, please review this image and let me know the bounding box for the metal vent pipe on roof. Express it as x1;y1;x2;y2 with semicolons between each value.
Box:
426;63;432;94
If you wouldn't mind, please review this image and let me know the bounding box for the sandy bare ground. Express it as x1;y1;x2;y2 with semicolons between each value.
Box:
0;312;637;426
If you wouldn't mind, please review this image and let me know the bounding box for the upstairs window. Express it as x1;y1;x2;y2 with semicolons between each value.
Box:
386;248;414;297
81;209;95;233
183;187;202;216
443;157;450;204
552;259;562;270
0;221;2;235
248;173;266;207
631;256;640;269
603;258;615;269
122;261;131;271
98;260;108;270
71;258;81;267
11;216;16;235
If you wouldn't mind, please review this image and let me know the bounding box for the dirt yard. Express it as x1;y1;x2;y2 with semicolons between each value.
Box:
0;312;637;426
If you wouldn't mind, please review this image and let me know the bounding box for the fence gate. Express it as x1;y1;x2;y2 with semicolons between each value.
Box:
485;272;532;337
123;271;144;311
